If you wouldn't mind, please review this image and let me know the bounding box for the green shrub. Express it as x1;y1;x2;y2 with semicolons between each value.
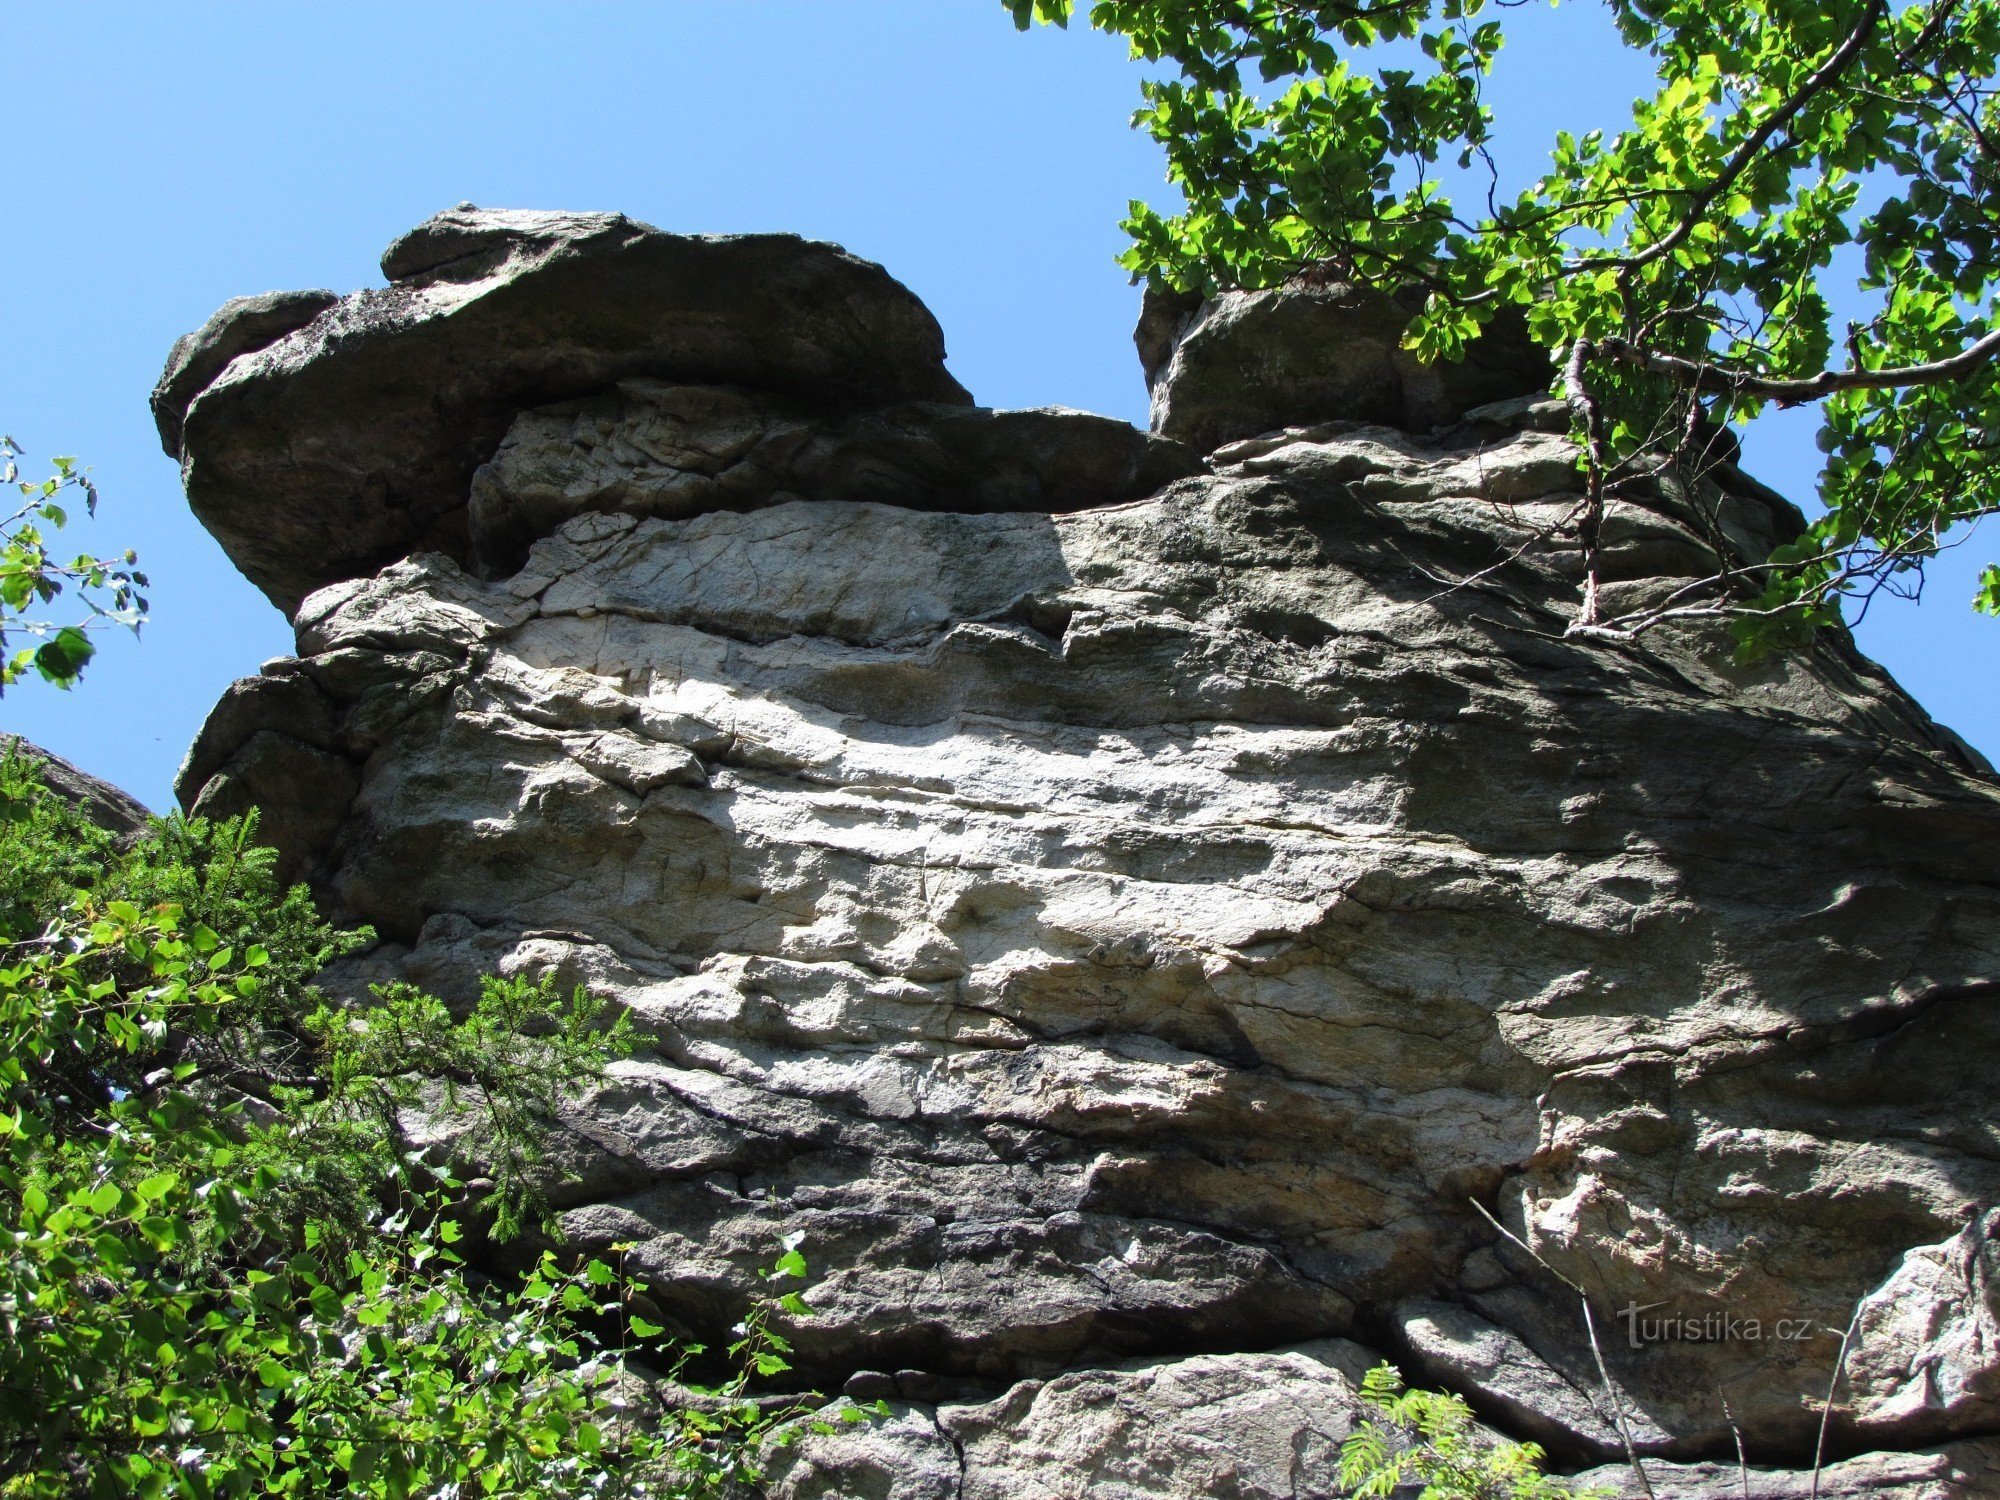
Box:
0;744;119;937
0;756;856;1497
1339;1363;1613;1500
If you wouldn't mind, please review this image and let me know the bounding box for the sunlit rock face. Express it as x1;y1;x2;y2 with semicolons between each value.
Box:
165;208;2000;1496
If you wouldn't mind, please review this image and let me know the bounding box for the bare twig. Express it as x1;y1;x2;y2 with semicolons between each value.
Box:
1416;495;1591;605
1575;518;1974;641
1721;1394;1752;1500
1562;339;1612;627
1811;1300;1866;1500
1469;1198;1657;1499
1597;323;2000;405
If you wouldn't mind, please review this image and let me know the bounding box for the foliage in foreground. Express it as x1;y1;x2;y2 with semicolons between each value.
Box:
0;440;145;694
1013;0;2000;651
1340;1363;1612;1500
0;751;861;1497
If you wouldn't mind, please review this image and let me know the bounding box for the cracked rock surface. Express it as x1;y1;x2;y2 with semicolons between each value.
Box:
168;210;2000;1496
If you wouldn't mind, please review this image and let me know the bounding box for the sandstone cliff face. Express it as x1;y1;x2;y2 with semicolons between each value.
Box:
165;208;2000;1497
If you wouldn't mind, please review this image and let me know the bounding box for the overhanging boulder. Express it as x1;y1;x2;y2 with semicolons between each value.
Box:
156;207;975;614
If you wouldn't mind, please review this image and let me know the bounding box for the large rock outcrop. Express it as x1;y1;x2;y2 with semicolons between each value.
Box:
165;209;2000;1496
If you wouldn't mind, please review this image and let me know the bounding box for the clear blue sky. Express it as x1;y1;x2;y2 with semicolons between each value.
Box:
2;2;1991;810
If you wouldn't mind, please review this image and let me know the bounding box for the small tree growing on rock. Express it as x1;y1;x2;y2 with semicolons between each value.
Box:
1340;1363;1614;1499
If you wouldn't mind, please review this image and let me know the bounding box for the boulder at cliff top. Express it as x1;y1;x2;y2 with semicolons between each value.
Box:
154;207;976;614
171;213;2000;1497
152;288;341;457
1138;281;1555;454
156;206;1202;615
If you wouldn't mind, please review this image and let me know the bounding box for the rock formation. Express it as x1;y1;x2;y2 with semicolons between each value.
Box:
2;734;152;839
163;208;2000;1497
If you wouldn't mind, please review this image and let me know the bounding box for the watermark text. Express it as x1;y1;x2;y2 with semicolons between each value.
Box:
1616;1302;1822;1348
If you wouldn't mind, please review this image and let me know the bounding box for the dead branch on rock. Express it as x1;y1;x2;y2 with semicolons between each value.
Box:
1811;1301;1866;1500
1469;1198;1657;1500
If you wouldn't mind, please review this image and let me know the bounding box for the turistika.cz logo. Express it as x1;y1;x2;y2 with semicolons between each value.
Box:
1616;1302;1822;1349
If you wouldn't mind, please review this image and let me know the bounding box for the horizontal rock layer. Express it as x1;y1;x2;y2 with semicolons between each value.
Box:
170;211;2000;1496
467;378;1198;574
766;1347;2000;1500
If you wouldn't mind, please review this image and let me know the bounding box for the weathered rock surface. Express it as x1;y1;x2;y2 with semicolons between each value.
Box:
1576;1441;2000;1498
151;288;340;456
3;733;152;838
170;212;2000;1496
780;1350;2000;1500
769;1346;2000;1500
1846;1210;2000;1443
1138;282;1555;455
157;207;975;613
768;1340;1379;1500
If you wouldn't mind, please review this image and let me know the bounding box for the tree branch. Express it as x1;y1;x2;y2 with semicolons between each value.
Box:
1596;323;2000;403
1563;338;1612;626
1564;0;1889;276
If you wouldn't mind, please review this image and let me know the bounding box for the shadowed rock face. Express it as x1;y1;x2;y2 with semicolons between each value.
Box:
156;207;1200;616
466;380;1200;575
3;735;152;838
1137;281;1556;455
170;210;2000;1497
